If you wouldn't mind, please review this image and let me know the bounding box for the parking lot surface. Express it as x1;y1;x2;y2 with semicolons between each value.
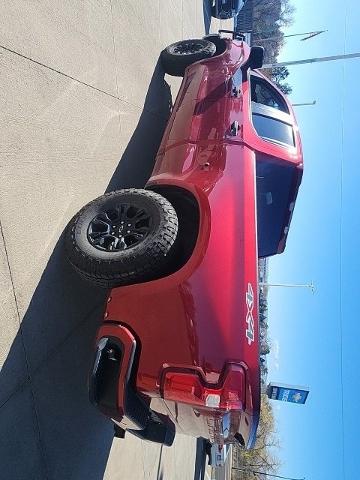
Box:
0;1;231;479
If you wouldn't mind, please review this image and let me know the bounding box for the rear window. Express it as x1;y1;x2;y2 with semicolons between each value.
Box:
256;153;296;257
252;114;295;147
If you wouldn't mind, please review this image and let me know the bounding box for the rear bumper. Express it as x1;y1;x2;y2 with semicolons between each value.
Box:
89;323;175;445
89;323;149;429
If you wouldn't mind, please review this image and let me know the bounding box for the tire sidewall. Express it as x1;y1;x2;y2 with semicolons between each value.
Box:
70;192;163;262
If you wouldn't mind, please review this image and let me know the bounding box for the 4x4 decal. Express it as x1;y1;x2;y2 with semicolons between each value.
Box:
246;283;255;345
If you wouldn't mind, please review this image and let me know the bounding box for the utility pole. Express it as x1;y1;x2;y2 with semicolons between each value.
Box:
259;282;315;293
292;101;316;107
262;51;360;70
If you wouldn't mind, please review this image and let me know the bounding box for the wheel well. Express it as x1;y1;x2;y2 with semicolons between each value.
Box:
146;185;200;272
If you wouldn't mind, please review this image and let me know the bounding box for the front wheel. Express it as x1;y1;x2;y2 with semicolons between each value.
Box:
65;189;178;288
161;39;216;77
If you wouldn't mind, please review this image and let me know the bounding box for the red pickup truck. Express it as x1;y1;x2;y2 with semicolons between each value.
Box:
66;33;303;449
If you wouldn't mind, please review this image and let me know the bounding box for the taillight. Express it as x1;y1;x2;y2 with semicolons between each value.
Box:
163;364;245;410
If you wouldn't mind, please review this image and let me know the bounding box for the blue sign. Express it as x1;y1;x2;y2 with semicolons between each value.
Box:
267;382;309;405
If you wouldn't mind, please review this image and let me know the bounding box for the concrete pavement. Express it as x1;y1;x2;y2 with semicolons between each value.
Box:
0;1;231;479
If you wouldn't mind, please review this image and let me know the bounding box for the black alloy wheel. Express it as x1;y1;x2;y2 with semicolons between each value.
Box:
161;38;216;76
87;204;152;252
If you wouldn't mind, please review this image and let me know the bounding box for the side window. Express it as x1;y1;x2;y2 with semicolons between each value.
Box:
252;114;295;147
250;75;295;147
251;76;289;113
256;153;296;257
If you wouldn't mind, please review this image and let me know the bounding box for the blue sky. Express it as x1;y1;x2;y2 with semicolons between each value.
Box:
266;1;359;479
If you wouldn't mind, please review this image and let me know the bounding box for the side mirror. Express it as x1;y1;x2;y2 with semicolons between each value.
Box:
244;46;264;70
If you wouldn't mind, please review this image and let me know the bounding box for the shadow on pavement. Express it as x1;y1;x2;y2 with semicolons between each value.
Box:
106;59;172;192
0;58;172;480
203;0;212;35
194;438;207;480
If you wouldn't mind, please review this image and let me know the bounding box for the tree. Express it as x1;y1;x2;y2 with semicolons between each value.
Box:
259;297;268;313
279;0;296;27
269;66;293;95
260;341;271;356
271;66;290;84
232;395;281;479
259;312;267;324
252;0;295;28
249;0;296;93
275;82;292;95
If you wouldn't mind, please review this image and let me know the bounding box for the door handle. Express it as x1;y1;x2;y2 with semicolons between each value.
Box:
230;121;239;136
232;86;240;97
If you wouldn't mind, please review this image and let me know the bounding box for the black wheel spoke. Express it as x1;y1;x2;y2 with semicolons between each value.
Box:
89;230;105;239
91;236;103;246
133;226;149;234
119;204;127;222
109;237;119;251
104;209;119;224
133;209;148;220
99;218;111;227
87;203;152;252
129;232;145;240
120;236;129;249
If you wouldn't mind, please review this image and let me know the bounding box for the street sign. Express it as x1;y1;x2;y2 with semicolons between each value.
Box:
267;382;309;405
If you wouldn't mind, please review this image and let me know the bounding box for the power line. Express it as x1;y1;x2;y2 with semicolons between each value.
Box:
232;467;304;480
256;30;326;43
